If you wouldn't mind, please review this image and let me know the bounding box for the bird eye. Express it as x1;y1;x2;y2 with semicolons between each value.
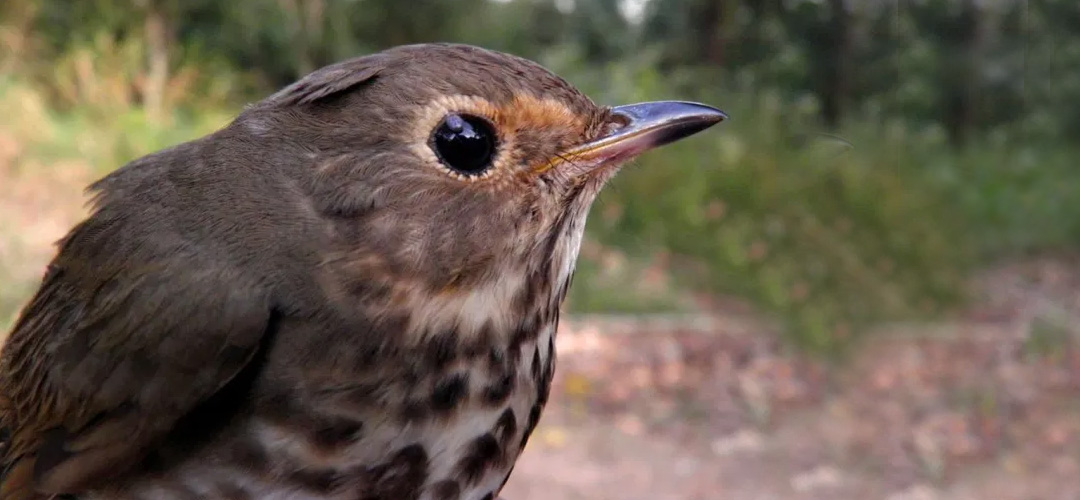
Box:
431;113;497;176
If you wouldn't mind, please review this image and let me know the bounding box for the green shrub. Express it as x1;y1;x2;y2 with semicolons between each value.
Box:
557;55;1080;355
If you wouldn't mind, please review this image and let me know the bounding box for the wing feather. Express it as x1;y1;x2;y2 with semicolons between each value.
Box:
0;213;273;499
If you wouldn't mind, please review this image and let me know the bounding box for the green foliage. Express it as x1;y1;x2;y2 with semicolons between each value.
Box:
565;252;693;314
564;53;1080;352
583;90;965;353
1;76;233;174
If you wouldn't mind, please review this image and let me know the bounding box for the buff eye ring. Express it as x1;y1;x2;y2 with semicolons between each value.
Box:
430;113;498;177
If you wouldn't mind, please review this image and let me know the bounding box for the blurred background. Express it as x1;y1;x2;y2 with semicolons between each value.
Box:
1;0;1079;498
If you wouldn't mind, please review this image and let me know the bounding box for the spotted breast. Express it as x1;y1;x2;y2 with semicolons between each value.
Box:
75;220;575;500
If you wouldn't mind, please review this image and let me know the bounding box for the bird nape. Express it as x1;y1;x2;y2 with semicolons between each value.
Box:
0;43;724;500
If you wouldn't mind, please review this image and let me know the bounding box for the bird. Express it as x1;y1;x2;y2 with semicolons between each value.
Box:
0;43;725;500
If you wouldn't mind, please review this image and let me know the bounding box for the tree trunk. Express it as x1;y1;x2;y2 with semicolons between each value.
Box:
821;0;851;129
693;0;728;66
945;0;985;147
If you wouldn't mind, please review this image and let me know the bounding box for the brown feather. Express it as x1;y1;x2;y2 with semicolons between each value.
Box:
0;43;637;499
0;213;274;494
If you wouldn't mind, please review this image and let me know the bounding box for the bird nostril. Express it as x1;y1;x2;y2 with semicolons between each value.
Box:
602;114;631;138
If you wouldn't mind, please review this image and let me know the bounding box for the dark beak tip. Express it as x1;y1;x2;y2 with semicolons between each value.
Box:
682;102;728;127
566;100;728;163
611;100;727;133
624;101;728;146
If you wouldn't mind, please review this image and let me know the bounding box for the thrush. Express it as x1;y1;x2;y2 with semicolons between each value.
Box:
0;43;725;500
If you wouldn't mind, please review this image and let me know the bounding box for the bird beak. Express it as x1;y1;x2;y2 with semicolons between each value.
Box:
563;101;727;167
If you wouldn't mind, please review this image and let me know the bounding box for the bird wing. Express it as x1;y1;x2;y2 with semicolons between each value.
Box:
0;213;274;499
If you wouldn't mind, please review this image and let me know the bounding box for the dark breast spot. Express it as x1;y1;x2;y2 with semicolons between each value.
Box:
402;364;423;385
311;416;364;452
483;371;516;405
288;467;343;495
258;392;364;455
520;404;543;451
363;444;429;500
426;329;459;370
510;321;540;349
530;348;541;382
480;493;494;500
455;433;503;486
464;322;496;358
513;274;540;312
538;343;555;407
483;349;518;406
431;372;470;412
429;479;461;500
400;399;430;423
493;408;518;448
538;306;554;326
487;347;505;369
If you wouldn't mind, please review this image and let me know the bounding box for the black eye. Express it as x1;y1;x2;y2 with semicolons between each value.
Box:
431;114;497;176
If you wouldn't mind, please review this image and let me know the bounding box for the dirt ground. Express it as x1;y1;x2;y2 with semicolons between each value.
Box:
503;259;1080;500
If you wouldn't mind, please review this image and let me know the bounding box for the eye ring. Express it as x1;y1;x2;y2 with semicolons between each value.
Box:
429;113;498;177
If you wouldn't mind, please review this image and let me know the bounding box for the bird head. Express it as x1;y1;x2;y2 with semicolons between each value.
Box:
240;44;725;335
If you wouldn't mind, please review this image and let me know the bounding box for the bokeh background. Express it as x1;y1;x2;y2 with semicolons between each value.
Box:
2;0;1079;498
